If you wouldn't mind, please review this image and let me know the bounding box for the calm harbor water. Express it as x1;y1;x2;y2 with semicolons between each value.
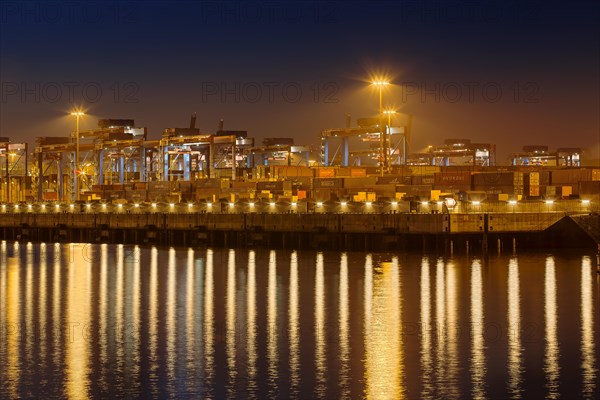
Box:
0;242;598;399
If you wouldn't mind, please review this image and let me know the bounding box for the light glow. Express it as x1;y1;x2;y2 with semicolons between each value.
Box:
371;80;390;86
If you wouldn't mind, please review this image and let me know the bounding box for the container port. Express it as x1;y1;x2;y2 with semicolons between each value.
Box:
1;116;598;250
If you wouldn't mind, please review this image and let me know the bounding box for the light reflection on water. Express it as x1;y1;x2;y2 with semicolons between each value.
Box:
507;257;522;398
0;241;598;399
545;256;560;399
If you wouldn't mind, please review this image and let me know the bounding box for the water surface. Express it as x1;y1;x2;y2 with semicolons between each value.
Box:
0;242;598;399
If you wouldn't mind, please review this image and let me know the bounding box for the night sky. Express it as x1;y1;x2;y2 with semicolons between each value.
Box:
1;0;599;162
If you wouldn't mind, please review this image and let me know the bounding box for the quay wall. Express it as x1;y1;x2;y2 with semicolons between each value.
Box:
0;211;591;252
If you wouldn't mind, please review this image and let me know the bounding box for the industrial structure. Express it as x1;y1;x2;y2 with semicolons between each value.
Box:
511;145;581;166
320;115;411;167
0;114;598;206
407;139;496;166
0;137;29;203
247;138;310;167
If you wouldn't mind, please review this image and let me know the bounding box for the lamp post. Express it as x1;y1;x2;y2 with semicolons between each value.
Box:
371;80;389;176
70;111;84;201
383;110;396;168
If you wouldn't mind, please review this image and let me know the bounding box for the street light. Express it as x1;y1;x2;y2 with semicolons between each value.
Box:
371;80;389;176
383;109;397;167
70;110;85;201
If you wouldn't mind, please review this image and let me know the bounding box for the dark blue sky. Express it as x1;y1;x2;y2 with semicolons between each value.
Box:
1;0;598;162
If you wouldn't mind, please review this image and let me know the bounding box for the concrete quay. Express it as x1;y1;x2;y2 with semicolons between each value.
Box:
0;202;598;252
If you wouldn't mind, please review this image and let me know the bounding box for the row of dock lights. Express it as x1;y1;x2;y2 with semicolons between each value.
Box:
0;199;593;213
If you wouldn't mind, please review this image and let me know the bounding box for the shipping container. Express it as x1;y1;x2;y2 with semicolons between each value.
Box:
194;178;224;189
313;178;344;189
335;167;351;177
550;169;592;185
579;181;600;196
213;168;233;179
472;172;523;186
256;181;292;191
231;181;257;190
43;192;58;201
272;166;314;178
289;177;312;191
343;177;377;188
314;167;336;178
178;182;194;193
472;185;523;195
411;175;435;185
195;188;221;200
376;176;412;185
434;184;471;193
350;167;367;177
528;185;540;197
410;165;441;175
434;171;472;186
561;186;572;198
149;181;171;191
313;188;332;201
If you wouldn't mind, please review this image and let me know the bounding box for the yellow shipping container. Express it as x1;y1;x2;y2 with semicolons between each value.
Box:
498;193;509;201
430;190;441;201
350;168;367;177
562;186;572;197
366;192;376;201
411;165;441;175
315;167;336;178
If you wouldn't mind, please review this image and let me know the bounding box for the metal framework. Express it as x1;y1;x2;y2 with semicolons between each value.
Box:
246;144;310;167
320;125;407;167
0;141;28;202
